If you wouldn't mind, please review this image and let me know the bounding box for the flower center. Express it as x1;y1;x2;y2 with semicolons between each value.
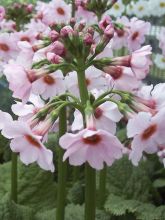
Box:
20;36;30;42
160;2;165;7
114;4;120;10
0;43;9;52
138;6;144;11
141;124;157;140
94;108;103;119
83;134;101;145
161;57;165;63
56;7;65;15
85;78;91;86
25;135;41;148
43;75;55;85
132;31;139;41
110;67;122;80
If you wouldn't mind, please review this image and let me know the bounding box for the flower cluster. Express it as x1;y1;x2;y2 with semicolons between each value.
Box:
108;0;165;19
154;28;165;70
0;0;165;173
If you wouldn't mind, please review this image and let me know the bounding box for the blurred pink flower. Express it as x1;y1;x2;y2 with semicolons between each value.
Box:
2;120;54;172
127;110;165;166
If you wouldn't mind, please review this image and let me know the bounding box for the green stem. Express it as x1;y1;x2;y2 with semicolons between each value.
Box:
85;164;96;220
77;67;96;220
98;165;107;209
11;152;17;203
56;106;68;220
77;68;89;105
71;0;76;18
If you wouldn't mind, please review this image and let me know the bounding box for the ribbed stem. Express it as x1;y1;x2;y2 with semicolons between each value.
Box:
77;67;96;220
11;152;17;203
56;107;67;220
98;165;107;209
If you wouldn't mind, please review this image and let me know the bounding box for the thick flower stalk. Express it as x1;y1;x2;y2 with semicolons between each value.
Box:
0;0;165;220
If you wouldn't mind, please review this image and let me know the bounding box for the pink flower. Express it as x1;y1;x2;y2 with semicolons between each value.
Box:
127;110;165;166
0;19;16;32
99;16;112;31
60;128;123;170
0;110;12;131
104;66;141;92
72;101;123;134
38;0;71;25
12;94;44;121
76;6;97;25
127;18;151;51
0;6;5;22
2;120;54;172
136;83;165;111
4;60;32;102
0;33;18;61
111;45;152;79
32;70;65;99
112;16;129;50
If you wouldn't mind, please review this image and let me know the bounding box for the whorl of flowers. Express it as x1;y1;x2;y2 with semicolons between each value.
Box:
0;0;164;174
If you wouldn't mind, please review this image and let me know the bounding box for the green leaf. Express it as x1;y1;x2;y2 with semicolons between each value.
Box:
153;178;165;188
0;195;34;220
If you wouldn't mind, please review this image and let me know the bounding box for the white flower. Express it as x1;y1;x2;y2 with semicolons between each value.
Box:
107;0;125;17
133;0;150;18
154;54;165;70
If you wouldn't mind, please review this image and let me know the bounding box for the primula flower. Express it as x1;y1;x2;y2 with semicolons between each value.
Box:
0;33;18;61
76;6;97;25
111;45;152;79
60;127;124;170
32;70;65;99
108;0;125;17
127;110;165;166
127;18;150;51
2;120;54;172
132;0;150;18
12;94;44;121
104;66;141;92
4;60;33;102
39;0;71;25
72;101;123;133
154;54;165;70
136;83;165;110
0;6;5;22
112;16;129;50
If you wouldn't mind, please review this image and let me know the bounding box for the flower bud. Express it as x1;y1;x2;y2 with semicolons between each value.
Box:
104;24;114;39
84;33;94;46
60;25;74;37
47;52;63;64
49;30;59;42
50;41;65;56
26;4;33;13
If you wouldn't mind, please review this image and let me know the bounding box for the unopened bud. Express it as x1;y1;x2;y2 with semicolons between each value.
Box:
50;41;65;56
26;4;33;13
60;25;74;37
47;52;63;64
49;30;59;42
104;24;114;39
84;33;94;45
